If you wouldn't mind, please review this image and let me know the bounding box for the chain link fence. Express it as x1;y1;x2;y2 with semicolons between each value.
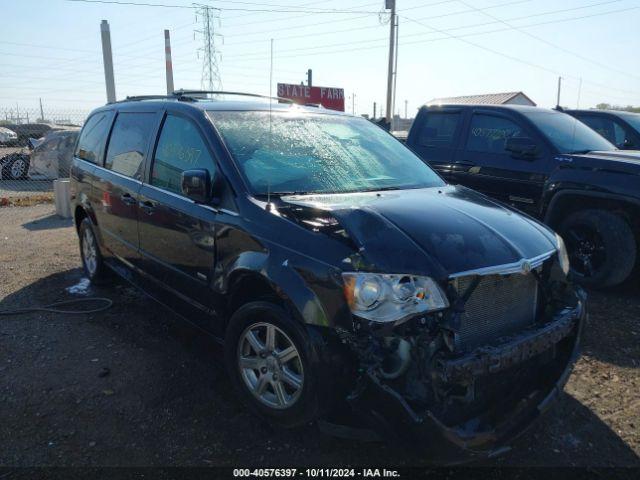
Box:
1;107;91;205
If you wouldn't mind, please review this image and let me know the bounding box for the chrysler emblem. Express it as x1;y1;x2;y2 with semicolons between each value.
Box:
521;260;532;273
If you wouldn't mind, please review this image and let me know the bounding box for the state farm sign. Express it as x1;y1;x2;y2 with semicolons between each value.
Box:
277;83;345;112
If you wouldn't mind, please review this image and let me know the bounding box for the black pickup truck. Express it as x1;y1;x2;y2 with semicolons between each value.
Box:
406;104;640;287
565;108;640;150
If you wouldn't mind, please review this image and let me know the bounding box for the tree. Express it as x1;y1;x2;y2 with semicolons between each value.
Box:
595;103;640;113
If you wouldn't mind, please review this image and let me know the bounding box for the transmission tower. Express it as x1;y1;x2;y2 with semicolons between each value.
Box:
194;4;222;91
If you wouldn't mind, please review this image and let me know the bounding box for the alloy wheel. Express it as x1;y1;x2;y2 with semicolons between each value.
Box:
82;228;98;276
10;159;27;179
237;322;304;410
564;225;606;278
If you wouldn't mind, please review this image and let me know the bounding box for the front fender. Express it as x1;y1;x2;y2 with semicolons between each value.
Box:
218;246;350;329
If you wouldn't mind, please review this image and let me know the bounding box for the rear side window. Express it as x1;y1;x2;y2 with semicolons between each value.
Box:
104;112;156;179
75;112;113;164
151;115;216;195
419;112;461;147
467;114;524;154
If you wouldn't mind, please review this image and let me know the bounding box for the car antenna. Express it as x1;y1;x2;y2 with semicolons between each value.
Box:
266;38;274;212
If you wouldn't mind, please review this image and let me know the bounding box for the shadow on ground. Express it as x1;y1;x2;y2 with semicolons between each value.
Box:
0;268;638;467
22;214;73;231
580;275;640;369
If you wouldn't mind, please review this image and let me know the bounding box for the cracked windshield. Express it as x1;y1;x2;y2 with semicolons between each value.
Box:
208;110;445;195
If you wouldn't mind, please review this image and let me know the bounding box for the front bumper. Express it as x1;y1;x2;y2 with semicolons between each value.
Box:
347;290;586;462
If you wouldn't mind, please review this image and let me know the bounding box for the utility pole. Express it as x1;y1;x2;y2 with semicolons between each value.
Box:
307;69;312;87
195;4;222;91
404;99;407;118
576;78;583;108
556;76;562;109
385;0;397;127
39;98;45;122
100;20;116;103
352;93;356;115
373;101;377;119
164;29;175;94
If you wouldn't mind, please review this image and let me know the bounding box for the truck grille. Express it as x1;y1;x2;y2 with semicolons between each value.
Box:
453;272;538;351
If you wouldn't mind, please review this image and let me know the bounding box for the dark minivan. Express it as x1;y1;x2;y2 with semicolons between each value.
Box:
70;92;585;461
407;104;640;288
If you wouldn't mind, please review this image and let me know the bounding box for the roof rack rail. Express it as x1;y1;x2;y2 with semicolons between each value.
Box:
172;89;295;104
114;94;197;104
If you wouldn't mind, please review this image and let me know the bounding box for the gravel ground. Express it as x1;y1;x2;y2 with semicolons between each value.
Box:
0;204;638;467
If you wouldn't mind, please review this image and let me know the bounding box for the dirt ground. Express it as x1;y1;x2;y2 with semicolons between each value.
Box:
0;204;638;467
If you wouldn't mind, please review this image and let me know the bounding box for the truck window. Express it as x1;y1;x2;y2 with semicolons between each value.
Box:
466;114;524;154
576;115;626;147
74;112;113;165
418;112;460;147
151;115;216;195
104;112;156;179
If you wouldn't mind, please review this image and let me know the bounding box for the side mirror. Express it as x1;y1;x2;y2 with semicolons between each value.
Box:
181;169;211;204
505;137;539;159
622;138;635;149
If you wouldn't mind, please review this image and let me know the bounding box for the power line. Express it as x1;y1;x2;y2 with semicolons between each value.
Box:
456;0;640;81
62;0;381;14
222;1;380;30
398;10;640;97
222;0;531;46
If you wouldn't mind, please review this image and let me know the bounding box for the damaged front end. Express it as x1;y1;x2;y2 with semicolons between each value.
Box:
339;258;586;462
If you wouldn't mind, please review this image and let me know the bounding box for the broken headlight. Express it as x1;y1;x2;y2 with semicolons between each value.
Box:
555;233;570;275
342;272;449;323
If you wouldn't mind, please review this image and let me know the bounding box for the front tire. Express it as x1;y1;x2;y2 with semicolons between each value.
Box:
2;154;30;180
558;209;636;288
79;217;109;284
224;301;320;428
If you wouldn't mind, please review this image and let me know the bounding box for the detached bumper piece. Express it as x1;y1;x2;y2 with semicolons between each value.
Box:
348;300;585;462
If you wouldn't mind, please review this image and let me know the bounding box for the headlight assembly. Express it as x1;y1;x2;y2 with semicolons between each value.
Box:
342;272;449;323
555;233;570;276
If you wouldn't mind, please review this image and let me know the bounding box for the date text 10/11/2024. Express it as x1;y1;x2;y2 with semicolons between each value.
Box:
233;469;401;478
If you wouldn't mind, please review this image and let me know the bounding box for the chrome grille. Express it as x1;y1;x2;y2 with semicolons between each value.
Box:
453;272;538;351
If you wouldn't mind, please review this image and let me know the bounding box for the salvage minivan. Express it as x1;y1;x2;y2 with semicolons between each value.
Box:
70;92;586;461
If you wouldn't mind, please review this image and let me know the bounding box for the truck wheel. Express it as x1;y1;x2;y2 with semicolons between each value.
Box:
558;209;636;288
224;301;320;428
79;217;109;284
2;155;30;180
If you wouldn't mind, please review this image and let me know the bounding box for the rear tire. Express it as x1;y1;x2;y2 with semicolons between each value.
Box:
79;217;109;284
224;301;320;428
558;209;636;288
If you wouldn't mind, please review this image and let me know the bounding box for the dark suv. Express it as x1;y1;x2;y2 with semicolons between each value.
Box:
70;92;585;461
565;109;640;150
407;104;640;287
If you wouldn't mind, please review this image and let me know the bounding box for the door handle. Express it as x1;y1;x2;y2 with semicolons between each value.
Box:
120;193;137;205
140;200;155;214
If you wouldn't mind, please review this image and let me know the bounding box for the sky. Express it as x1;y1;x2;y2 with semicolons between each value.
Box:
1;0;639;120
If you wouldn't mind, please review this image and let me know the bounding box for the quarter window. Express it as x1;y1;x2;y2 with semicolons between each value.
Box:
151;115;215;195
467;114;524;154
74;112;113;164
104;112;156;179
418;112;461;147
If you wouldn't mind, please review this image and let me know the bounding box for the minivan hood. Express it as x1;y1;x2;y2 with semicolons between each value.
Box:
281;186;557;279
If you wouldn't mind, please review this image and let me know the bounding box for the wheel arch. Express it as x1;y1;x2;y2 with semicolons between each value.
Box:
221;251;336;332
544;189;640;232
